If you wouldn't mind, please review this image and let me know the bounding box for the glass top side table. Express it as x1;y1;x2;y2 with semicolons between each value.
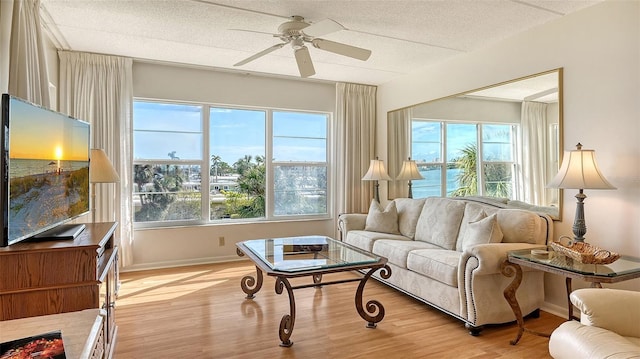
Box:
508;248;640;278
501;248;640;345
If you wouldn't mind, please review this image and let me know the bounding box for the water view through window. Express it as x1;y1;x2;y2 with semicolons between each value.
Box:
133;101;329;224
410;120;516;199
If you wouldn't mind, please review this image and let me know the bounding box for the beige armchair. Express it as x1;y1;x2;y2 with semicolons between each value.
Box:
549;288;640;358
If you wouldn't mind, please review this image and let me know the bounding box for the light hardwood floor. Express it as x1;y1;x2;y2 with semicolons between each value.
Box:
114;261;565;358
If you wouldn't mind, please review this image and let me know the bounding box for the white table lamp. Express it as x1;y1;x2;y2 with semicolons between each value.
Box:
396;157;424;198
362;158;391;203
90;149;120;223
547;143;616;242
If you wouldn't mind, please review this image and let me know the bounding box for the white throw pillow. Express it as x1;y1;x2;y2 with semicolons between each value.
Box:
462;211;503;250
365;200;400;235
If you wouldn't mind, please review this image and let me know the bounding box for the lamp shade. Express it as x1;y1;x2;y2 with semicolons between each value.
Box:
547;144;615;190
90;149;120;183
362;159;392;181
396;159;424;181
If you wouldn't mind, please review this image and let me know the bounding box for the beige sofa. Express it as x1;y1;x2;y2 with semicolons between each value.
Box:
549;289;640;358
338;197;553;335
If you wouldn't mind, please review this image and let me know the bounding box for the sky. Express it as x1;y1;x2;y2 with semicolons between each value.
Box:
133;101;327;165
411;120;513;163
132;101;515;172
8;97;90;161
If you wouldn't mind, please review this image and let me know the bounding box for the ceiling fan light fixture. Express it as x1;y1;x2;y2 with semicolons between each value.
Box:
232;15;371;78
291;37;305;50
278;16;309;37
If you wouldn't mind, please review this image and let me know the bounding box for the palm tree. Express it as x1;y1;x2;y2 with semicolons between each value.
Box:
210;155;221;182
237;164;265;216
451;144;478;197
134;164;154;204
484;163;512;198
234;155;253;176
450;144;512;198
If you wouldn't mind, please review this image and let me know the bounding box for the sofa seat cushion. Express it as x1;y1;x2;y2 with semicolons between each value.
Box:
345;230;410;252
414;197;466;250
372;239;440;269
406;249;461;287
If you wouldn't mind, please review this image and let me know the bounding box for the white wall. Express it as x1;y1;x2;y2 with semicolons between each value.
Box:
134;61;336;112
378;0;640;311
412;97;521;123
129;61;337;271
0;0;13;94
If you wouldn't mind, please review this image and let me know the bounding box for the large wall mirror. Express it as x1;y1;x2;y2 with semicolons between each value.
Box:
387;68;563;220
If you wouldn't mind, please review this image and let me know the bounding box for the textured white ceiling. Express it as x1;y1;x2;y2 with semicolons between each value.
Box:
467;71;559;103
40;0;602;85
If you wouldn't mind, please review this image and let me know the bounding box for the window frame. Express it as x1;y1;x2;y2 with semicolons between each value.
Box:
267;109;332;220
410;118;519;199
132;98;332;229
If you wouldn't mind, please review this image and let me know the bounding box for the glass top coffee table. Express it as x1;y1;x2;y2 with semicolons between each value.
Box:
501;247;640;345
236;235;391;347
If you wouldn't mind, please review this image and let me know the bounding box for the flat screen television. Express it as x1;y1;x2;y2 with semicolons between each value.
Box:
1;94;90;247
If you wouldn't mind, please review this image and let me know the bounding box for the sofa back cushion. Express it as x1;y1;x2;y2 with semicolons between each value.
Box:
393;198;426;239
496;209;547;245
414;197;466;250
456;201;548;249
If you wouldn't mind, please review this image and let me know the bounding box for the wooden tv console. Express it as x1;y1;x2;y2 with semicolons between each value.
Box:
0;222;118;358
0;309;107;358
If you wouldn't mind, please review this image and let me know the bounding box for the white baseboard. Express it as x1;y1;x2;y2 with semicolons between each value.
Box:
541;301;572;319
121;255;247;273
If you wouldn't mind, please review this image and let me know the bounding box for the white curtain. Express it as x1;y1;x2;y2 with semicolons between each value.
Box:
387;108;412;199
8;0;50;107
520;101;548;205
335;82;377;218
58;51;134;267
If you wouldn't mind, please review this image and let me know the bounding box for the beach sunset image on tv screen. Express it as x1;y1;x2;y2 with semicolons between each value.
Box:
7;97;90;243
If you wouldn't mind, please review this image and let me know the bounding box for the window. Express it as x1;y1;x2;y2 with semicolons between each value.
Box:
133;100;330;226
209;108;266;220
272;111;328;216
410;120;518;199
480;124;516;198
133;102;203;222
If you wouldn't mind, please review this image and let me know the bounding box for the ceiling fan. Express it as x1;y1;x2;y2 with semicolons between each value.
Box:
233;16;372;78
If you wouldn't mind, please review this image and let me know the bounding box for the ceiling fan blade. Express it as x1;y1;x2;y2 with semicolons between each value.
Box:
302;18;345;37
311;38;371;61
234;43;286;67
294;46;315;78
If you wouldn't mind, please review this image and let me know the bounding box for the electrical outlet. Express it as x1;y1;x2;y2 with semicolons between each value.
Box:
218;236;225;246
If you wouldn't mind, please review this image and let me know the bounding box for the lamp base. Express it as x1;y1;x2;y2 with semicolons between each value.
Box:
92;183;97;223
572;190;587;242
